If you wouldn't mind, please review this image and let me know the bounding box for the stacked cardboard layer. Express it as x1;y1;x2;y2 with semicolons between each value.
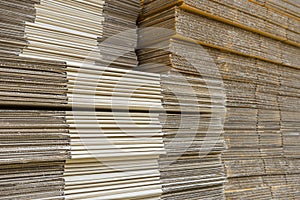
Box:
279;65;300;199
1;0;299;199
138;39;225;113
0;1;71;200
258;0;300;20
0;110;70;200
140;6;300;69
68;63;163;110
142;0;300;45
100;0;139;64
21;0;104;64
0;0;37;56
139;14;227;199
18;0;165;198
64;0;163;110
214;34;300;200
255;61;288;199
64;111;164;199
0;56;67;108
159;113;226;200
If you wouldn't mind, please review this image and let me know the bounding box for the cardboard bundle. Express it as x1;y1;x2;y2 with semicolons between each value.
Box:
101;0;139;40
98;0;140;70
142;0;300;45
263;0;300;19
63;1;165;199
286;174;300;199
0;2;70;199
140;7;300;69
255;61;291;199
218;53;268;199
0;0;37;56
18;0;162;111
0;110;69;200
159;113;226;200
218;46;300;199
1;0;299;199
0;56;67;107
68;64;163;111
138;39;225;113
138;14;227;198
217;46;294;199
66;0;165;110
256;61;282;156
278;65;300;199
21;0;104;64
140;1;300;199
64;111;165;199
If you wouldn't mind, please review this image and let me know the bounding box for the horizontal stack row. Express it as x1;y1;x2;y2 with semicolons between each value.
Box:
253;0;300;21
68;63;163;110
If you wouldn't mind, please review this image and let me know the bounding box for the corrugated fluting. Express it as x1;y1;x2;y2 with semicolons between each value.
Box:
1;0;300;199
139;0;300;199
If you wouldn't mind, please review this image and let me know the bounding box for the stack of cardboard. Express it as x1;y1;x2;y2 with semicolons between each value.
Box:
21;0;104;64
279;65;300;199
68;64;163;110
139;6;227;199
0;1;70;199
65;0;165;199
0;110;70;200
142;7;300;68
140;0;300;199
64;111;164;199
0;56;67;107
99;0;140;70
1;0;300;199
142;0;300;45
0;0;37;56
216;51;269;199
13;0;165;199
19;0;163;111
